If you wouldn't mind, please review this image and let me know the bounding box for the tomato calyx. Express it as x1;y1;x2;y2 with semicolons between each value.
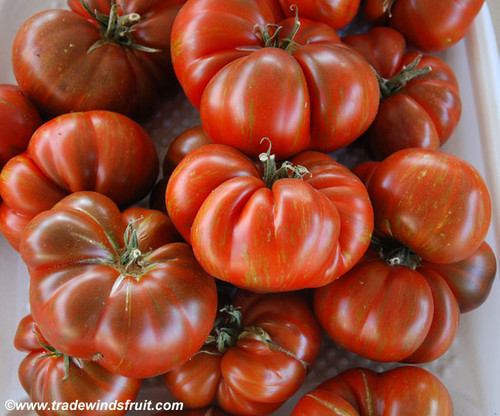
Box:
116;219;152;277
259;138;311;188
376;54;432;99
204;304;309;369
79;0;160;53
255;5;304;54
33;330;83;381
371;236;422;270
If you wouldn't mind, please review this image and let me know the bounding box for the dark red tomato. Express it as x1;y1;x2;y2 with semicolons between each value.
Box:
166;144;373;292
0;84;42;170
291;366;453;415
343;27;462;159
363;0;484;52
14;315;142;416
314;246;460;363
164;291;322;415
278;0;360;29
426;240;497;313
20;192;218;378
0;110;159;251
171;0;379;159
12;0;185;120
365;148;491;264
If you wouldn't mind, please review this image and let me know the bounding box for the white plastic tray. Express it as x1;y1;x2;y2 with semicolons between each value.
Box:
1;1;499;415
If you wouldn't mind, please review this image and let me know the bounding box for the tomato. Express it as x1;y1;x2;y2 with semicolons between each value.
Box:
0;110;159;251
314;246;460;363
0;84;42;170
364;148;491;264
427;240;497;313
363;0;485;52
343;27;462;159
166;144;373;291
164;290;322;415
12;0;185;120
14;315;142;416
277;0;360;30
20;191;218;378
291;366;453;415
171;0;379;158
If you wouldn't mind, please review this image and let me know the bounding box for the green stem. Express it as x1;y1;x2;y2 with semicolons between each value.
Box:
258;138;311;188
378;54;432;99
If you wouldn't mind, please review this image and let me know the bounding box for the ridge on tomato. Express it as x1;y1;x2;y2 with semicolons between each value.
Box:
171;0;379;159
14;314;142;416
166;142;373;292
0;110;159;251
20;192;218;379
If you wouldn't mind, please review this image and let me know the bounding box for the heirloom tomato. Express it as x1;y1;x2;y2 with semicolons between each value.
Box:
12;0;185;119
15;315;142;416
291;366;453;415
20;192;218;378
363;0;484;52
164;291;321;415
0;110;159;251
166;143;373;291
0;84;42;170
363;148;491;264
171;0;379;158
343;27;461;159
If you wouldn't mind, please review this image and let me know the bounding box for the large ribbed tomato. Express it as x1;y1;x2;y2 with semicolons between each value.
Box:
0;110;159;251
12;0;185;119
291;367;453;415
363;0;485;52
171;0;379;159
343;27;461;159
20;192;218;378
166;144;373;291
164;291;322;415
14;315;142;416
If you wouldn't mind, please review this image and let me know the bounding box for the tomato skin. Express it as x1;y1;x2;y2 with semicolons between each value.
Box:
165;291;322;415
366;149;491;264
363;0;484;52
12;0;184;119
278;0;360;29
166;145;373;291
425;240;497;313
156;408;230;416
172;0;379;158
0;84;42;170
14;315;142;416
291;366;453;415
343;27;461;159
20;192;217;379
0;110;159;250
314;251;454;363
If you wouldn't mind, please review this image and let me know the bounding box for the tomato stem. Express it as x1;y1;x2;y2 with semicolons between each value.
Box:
371;236;422;270
79;0;160;53
377;54;432;99
255;5;303;53
118;219;151;275
259;138;311;188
